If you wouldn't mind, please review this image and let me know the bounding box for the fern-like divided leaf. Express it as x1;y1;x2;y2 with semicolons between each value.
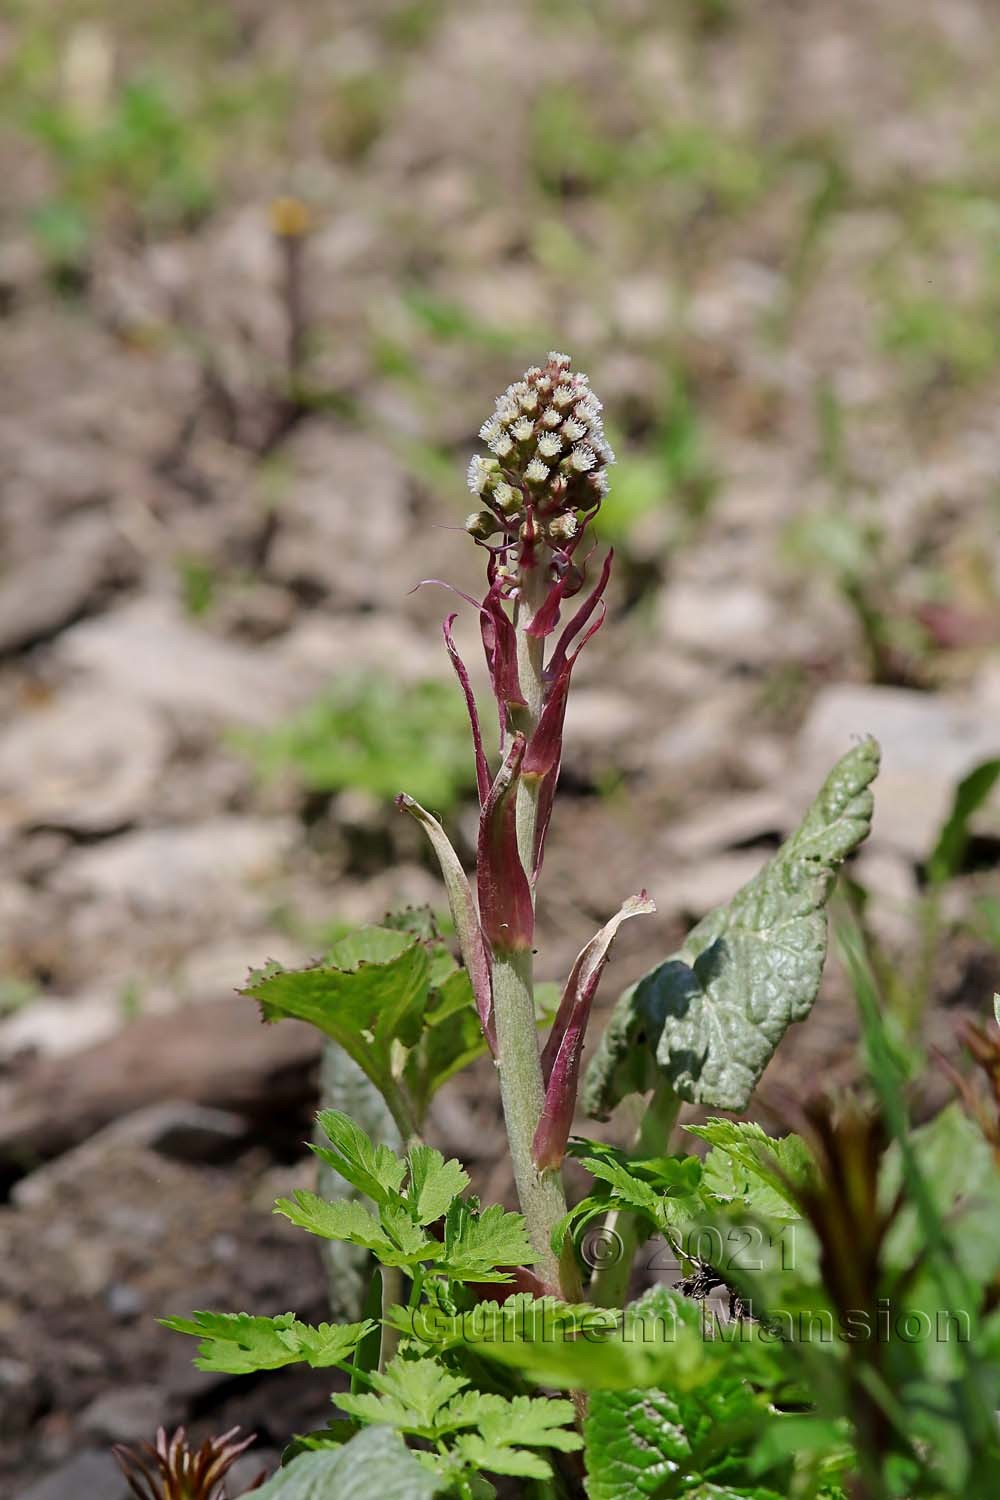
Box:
158;1311;375;1374
333;1354;581;1485
583;739;879;1116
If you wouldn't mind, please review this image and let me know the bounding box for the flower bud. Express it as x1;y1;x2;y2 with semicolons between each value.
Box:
547;513;579;544
465;510;501;540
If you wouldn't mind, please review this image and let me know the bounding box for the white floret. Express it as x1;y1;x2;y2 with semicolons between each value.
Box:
467;455;493;494
536;432;563;458
547;351;572;368
561;418;586;442
525;458;550;483
570;444;596;471
494;481;520;513
488;429;514;458
511;416;535;442
541;407;563;428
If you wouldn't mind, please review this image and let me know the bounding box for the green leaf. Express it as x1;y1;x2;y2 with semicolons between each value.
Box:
312;1108;407;1205
159;1310;373;1374
584;740;879;1116
274;1191;441;1268
440;1199;538;1282
390;1293;621;1353
927;758;1000;885
251;1427;442;1499
336;1356;469;1438
471;1285;725;1392
687;1119;814;1220
403;968;490;1117
570;1145;704;1235
336;1358;580;1484
585;1357;783;1499
406;1145;470;1225
243;933;431;1126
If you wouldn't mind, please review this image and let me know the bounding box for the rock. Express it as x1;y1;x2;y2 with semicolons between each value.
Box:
78;1384;173;1444
0;688;169;836
0;996;321;1168
0;992;125;1064
105;1283;145;1322
0;515;133;657
19;1450;131;1500
666;791;788;860
13;1103;248;1207
796;683;1000;861
266;429;412;607
0;1358;47;1439
661;580;781;663
50;817;296;914
55;597;302;728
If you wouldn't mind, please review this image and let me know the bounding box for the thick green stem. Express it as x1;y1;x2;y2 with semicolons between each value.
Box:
492;945;577;1295
589;1086;681;1308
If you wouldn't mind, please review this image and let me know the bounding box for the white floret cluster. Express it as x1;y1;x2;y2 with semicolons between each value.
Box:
464;353;613;562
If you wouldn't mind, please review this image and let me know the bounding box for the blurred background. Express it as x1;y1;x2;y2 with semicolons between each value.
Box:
0;0;998;1493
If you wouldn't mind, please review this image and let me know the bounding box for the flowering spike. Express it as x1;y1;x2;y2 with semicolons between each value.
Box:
477;733;534;953
396;793;496;1051
533;893;656;1172
464;353;614;603
442;614;491;806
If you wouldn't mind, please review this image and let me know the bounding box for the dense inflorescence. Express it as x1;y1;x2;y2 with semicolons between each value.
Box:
465;351;614;596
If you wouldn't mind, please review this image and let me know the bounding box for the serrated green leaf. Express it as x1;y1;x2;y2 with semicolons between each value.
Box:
580;1157;661;1215
159;1310;373;1374
336;1358;579;1484
336;1356;469;1437
441;1199;538;1281
687;1119;814;1220
390;1293;620;1352
274;1191;441;1268
584;740;878;1116
312;1108;408;1205
251;1426;442;1499
472;1285;723;1392
585;1346;783;1499
407;1145;470;1225
452;1437;551;1479
243;937;431;1123
326;927;416;968
464;1392;582;1453
403;968;490;1117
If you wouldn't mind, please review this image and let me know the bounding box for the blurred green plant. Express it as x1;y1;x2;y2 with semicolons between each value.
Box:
0;976;38;1017
599;364;717;590
240;675;478;814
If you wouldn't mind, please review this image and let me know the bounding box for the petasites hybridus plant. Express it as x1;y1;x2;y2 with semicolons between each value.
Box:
163;357;1000;1500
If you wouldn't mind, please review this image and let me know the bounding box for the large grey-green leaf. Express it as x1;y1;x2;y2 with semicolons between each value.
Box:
583;739;878;1116
252;1427;441;1499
